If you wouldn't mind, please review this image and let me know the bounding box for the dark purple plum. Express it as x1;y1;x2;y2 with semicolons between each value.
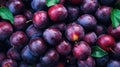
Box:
77;14;97;31
95;6;111;24
21;46;37;64
43;27;62;45
86;56;96;67
65;23;84;42
95;55;109;67
73;41;91;60
80;0;98;14
99;0;116;6
48;4;68;22
112;42;120;60
66;5;79;22
40;49;59;66
107;60;120;67
1;59;17;67
0;22;13;41
29;38;46;56
31;0;46;11
95;25;107;36
56;40;71;56
78;56;95;67
7;48;21;61
114;42;120;55
24;10;33;19
83;32;97;45
0;53;6;65
7;0;24;14
33;11;49;29
10;31;28;49
14;15;27;30
26;24;43;38
108;25;120;39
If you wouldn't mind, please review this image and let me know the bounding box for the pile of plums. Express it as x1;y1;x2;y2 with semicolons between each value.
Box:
0;0;120;67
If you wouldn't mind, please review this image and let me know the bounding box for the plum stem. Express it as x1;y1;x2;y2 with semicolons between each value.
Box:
26;20;32;23
67;59;70;63
12;46;15;49
109;48;115;54
75;41;78;44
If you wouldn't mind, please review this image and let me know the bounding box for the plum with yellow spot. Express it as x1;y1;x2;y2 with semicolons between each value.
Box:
65;23;84;42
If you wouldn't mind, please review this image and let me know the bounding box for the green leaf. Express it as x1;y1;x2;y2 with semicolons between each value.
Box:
46;0;59;7
114;1;120;9
0;7;14;24
111;8;120;28
91;46;108;58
